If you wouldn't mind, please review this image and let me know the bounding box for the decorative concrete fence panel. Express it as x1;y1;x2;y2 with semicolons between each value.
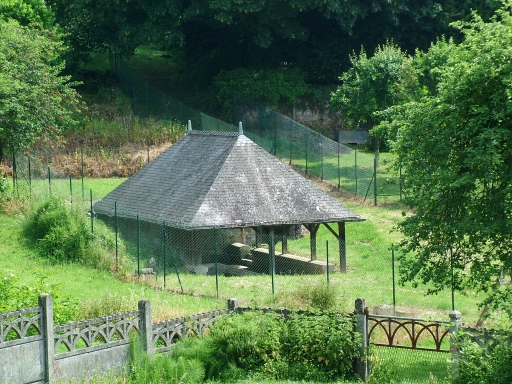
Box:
0;306;46;384
0;295;233;384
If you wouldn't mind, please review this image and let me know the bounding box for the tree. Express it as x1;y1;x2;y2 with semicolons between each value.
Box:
0;0;55;29
387;4;512;318
329;43;411;154
0;20;83;162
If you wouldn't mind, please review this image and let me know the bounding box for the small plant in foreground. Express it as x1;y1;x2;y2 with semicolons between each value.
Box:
453;335;512;384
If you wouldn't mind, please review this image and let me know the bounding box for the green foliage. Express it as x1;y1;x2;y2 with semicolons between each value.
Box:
454;336;512;384
169;310;359;382
213;67;308;116
205;311;283;379
22;198;131;273
330;42;410;136
278;311;360;381
0;271;78;324
298;282;338;310
129;337;205;384
386;4;512;312
0;0;55;29
0;19;83;162
76;291;134;320
24;198;92;263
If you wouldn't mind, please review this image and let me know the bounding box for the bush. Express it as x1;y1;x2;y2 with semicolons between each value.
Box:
23;198;132;274
453;336;512;384
278;311;360;382
0;271;78;324
298;282;338;310
169;310;360;382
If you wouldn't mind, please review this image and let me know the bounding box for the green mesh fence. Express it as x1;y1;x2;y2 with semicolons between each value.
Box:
112;53;401;204
2;51;472;322
7;150;462;318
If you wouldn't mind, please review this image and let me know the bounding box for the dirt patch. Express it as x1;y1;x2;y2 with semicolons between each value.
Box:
1;142;173;179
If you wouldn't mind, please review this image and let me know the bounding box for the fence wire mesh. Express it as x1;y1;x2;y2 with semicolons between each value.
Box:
1;52;473;323
5;151;466;321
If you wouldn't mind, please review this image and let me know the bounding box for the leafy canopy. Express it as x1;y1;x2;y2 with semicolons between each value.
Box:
329;42;411;148
0;19;82;161
387;3;512;317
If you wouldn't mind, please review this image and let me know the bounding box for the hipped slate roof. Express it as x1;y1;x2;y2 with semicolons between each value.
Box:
94;130;364;229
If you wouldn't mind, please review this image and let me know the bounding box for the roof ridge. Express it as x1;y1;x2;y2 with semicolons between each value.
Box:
189;130;239;137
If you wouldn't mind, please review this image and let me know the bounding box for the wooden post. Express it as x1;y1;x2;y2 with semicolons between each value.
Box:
339;222;346;273
307;224;319;261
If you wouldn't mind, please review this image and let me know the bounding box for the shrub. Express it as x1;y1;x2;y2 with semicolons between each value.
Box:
24;198;92;263
298;282;338;310
0;271;78;324
279;311;360;382
22;198;133;274
170;310;360;382
204;311;282;380
453;336;512;384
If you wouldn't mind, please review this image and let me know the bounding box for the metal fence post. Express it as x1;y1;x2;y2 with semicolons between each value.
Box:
270;230;275;297
115;201;118;265
81;146;84;201
137;214;140;276
214;227;219;299
337;143;341;190
392;244;396;308
373;157;378;206
28;156;32;196
355;149;358;195
162;221;166;288
326;240;330;284
90;189;94;234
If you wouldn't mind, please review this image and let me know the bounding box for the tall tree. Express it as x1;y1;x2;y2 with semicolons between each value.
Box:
0;20;83;162
329;43;411;155
387;4;512;317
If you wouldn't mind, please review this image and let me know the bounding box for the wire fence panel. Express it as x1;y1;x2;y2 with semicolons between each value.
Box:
0;53;467;320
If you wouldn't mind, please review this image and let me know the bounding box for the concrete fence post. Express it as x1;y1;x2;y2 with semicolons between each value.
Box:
355;298;368;381
449;310;462;379
39;294;54;384
138;300;153;355
228;298;239;313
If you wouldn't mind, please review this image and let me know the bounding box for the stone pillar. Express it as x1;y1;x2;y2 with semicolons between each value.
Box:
39;294;54;384
354;298;368;381
138;300;153;355
449;310;462;379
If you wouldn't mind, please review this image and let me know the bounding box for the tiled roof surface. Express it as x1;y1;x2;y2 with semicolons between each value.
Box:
94;131;364;228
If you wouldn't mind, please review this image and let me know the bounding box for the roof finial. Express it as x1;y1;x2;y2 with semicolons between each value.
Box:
188;120;192;132
238;122;243;135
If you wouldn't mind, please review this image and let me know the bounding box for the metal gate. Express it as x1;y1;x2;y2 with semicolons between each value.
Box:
365;313;452;383
367;314;451;352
